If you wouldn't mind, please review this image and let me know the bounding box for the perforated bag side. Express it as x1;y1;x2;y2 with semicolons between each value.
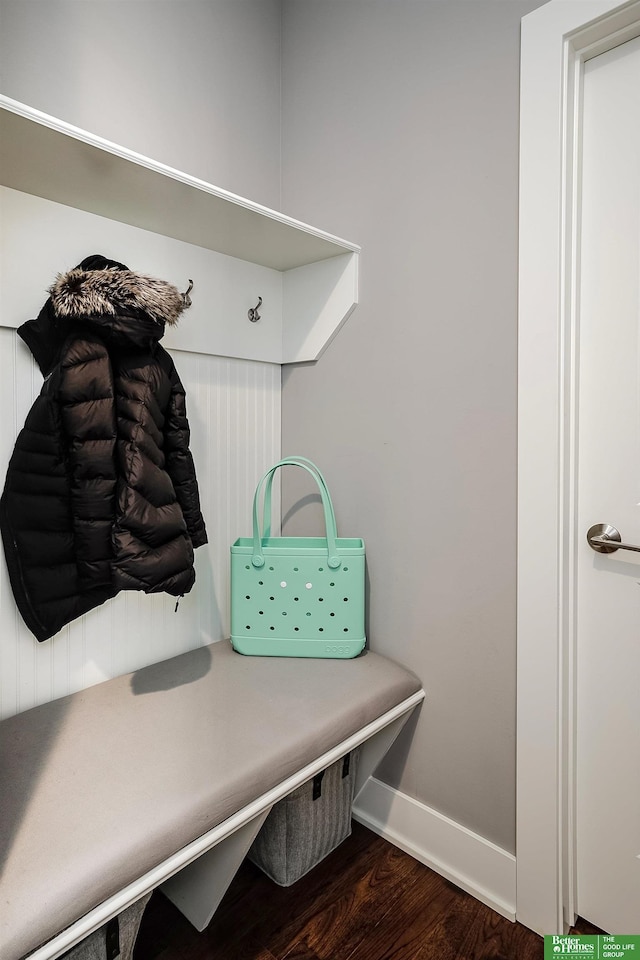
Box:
231;458;365;658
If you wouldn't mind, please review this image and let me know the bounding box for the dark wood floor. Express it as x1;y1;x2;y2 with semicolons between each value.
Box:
135;821;561;960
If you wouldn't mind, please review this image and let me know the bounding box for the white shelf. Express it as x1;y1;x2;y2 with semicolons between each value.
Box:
0;96;360;363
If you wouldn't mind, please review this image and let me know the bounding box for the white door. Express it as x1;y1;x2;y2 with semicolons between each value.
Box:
576;33;640;934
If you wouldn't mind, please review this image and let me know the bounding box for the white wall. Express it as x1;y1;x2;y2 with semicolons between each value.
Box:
280;0;545;854
0;0;283;718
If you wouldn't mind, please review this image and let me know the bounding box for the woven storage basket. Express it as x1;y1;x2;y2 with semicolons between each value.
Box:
60;892;152;960
248;750;359;886
231;458;365;658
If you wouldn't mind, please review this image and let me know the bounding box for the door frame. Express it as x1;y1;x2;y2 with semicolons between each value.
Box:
517;0;640;936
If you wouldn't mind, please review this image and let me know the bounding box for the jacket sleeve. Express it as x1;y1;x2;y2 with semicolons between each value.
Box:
58;336;117;586
163;361;208;549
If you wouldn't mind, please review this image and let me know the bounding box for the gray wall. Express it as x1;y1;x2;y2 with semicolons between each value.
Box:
1;0;547;855
280;0;543;854
0;0;281;208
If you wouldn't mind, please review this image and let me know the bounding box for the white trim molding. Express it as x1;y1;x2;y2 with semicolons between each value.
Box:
518;0;640;937
353;778;516;922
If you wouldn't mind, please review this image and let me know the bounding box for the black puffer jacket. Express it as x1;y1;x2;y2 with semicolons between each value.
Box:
0;255;207;642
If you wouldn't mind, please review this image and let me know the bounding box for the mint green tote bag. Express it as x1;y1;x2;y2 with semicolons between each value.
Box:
231;458;366;658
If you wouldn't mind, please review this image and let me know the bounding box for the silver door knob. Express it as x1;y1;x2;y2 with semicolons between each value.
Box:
586;523;640;554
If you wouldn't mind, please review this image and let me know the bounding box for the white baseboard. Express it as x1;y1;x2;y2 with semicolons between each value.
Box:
352;777;516;921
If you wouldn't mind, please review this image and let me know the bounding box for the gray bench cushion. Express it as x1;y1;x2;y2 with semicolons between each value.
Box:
0;640;421;960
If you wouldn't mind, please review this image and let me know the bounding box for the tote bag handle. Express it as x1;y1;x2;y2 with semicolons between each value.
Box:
252;458;341;570
260;457;338;543
261;456;334;538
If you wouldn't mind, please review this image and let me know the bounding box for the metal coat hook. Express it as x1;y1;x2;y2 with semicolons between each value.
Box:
248;296;262;323
182;279;194;309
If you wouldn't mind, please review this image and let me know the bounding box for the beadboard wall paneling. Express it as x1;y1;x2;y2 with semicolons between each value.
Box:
0;329;281;720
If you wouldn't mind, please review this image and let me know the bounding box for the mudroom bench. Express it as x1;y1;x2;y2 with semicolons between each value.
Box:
0;640;424;960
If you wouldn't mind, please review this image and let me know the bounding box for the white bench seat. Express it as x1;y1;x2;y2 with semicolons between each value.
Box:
0;640;424;960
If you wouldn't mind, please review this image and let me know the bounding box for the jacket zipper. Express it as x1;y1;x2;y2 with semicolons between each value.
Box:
0;500;49;638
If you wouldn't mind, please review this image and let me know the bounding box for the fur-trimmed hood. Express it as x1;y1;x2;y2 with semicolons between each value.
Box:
19;255;189;374
49;265;186;328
